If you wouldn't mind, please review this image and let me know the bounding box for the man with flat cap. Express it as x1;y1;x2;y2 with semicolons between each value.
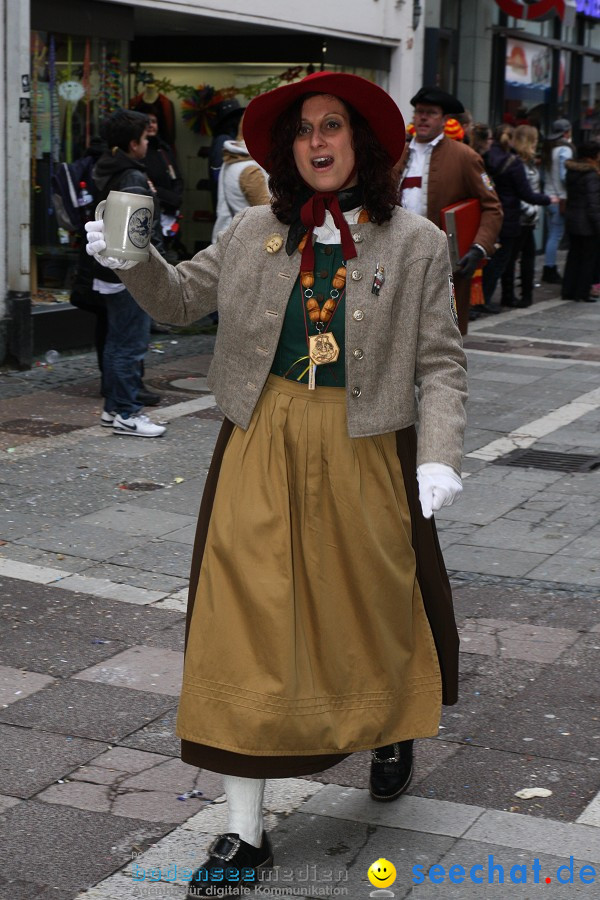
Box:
396;87;503;334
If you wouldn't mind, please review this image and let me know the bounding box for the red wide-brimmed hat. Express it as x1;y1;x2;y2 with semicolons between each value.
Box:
243;71;405;171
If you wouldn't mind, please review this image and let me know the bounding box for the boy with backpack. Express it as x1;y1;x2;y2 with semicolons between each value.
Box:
91;110;167;437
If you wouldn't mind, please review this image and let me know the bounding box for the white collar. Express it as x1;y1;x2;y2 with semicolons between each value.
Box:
313;206;362;245
410;132;446;152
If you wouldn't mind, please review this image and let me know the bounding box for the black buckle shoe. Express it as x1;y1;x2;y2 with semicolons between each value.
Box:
369;740;413;802
186;831;273;897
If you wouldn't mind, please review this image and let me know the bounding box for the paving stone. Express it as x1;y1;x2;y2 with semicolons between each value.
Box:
54;573;167;605
74;645;183;696
459;518;584;554
37;780;112;813
76;505;196;537
111;789;206;823
458;620;578;663
436;481;544;526
0;617;130;677
464;808;600;863
81;564;187;594
0;665;55;707
0;799;169;894
15;524;147;561
119;708;180;757
410;744;597;822
452;583;600;631
161;524;197;545
0;794;21;815
143;622;185;653
0;543;98;574
526;555;600;587
115;540;193;578
86;746;174;775
444;544;549;578
0;680;177;742
0;723;102;798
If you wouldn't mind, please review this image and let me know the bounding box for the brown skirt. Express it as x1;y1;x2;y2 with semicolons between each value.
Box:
180;377;459;777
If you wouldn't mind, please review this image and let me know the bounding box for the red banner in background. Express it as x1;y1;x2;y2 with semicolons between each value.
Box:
495;0;566;20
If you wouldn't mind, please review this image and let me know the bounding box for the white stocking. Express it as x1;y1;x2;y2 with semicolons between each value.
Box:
223;774;266;848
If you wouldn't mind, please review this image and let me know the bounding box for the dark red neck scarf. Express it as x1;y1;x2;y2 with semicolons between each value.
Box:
299;192;358;272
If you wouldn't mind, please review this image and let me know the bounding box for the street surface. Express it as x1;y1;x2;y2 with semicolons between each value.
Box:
0;274;599;898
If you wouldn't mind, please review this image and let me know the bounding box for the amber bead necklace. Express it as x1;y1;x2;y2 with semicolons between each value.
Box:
297;208;370;329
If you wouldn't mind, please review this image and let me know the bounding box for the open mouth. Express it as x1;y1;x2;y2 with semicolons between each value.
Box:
312;156;334;169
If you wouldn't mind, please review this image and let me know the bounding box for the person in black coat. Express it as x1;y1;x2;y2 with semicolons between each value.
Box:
482;125;550;309
144;113;184;219
562;142;600;303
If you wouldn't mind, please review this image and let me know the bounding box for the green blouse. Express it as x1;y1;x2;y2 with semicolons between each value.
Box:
270;242;346;387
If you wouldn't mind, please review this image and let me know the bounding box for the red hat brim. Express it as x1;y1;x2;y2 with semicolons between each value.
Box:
243;71;405;172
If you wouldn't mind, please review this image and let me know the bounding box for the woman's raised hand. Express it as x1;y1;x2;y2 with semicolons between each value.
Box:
84;219;139;270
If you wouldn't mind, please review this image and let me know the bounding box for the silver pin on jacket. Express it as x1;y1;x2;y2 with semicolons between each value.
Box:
372;262;385;296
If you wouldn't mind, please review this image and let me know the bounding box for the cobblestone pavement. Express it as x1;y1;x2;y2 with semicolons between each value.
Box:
0;278;599;899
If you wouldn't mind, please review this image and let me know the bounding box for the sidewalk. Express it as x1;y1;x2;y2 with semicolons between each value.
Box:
0;280;599;899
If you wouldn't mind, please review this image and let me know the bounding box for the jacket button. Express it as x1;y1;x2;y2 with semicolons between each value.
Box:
353;348;364;359
352;231;363;242
351;270;363;281
351;386;362;398
352;309;364;321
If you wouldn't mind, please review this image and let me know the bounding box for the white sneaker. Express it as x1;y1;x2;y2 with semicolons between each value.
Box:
100;410;116;427
112;412;166;437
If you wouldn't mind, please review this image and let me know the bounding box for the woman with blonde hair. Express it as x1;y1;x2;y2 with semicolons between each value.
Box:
501;124;543;307
482;122;549;307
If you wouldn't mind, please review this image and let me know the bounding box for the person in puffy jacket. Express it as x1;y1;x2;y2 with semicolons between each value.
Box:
482;125;550;308
562;142;600;303
211;120;270;241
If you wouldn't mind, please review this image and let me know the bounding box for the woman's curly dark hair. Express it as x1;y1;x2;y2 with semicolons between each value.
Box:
267;93;397;225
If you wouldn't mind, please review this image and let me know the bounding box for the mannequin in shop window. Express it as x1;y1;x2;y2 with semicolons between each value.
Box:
130;81;176;148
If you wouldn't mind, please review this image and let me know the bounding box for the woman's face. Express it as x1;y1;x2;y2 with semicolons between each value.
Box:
292;95;357;192
146;115;158;137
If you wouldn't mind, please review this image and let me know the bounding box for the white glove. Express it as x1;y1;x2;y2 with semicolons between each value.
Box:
417;463;463;519
84;219;139;270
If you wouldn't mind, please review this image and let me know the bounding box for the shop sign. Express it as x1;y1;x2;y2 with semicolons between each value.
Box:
495;0;565;20
505;38;552;86
575;0;600;19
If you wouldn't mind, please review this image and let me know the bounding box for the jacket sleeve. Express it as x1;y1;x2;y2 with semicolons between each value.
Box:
414;230;468;474
511;158;550;206
462;151;503;255
117;209;244;325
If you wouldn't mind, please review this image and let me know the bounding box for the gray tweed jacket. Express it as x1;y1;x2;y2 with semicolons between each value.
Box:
118;205;467;472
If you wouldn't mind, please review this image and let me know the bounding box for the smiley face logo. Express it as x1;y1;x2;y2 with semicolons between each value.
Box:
368;858;397;889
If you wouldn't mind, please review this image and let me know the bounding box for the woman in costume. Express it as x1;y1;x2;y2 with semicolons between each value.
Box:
86;72;467;897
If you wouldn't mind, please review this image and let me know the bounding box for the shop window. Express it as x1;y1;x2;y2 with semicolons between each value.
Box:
31;30;128;304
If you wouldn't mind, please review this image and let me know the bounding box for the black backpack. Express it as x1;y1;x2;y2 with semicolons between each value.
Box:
51;156;97;234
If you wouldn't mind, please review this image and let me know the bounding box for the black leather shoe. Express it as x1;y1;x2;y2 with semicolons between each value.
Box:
137;389;161;407
369;740;413;802
186;832;273;897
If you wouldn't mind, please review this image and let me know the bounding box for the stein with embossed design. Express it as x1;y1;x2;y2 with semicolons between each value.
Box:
95;190;154;262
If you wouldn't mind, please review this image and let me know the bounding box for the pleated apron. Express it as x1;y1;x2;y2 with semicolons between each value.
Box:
176;375;446;775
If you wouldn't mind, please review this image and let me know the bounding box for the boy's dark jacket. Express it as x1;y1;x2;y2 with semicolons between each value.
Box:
92;149;165;283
